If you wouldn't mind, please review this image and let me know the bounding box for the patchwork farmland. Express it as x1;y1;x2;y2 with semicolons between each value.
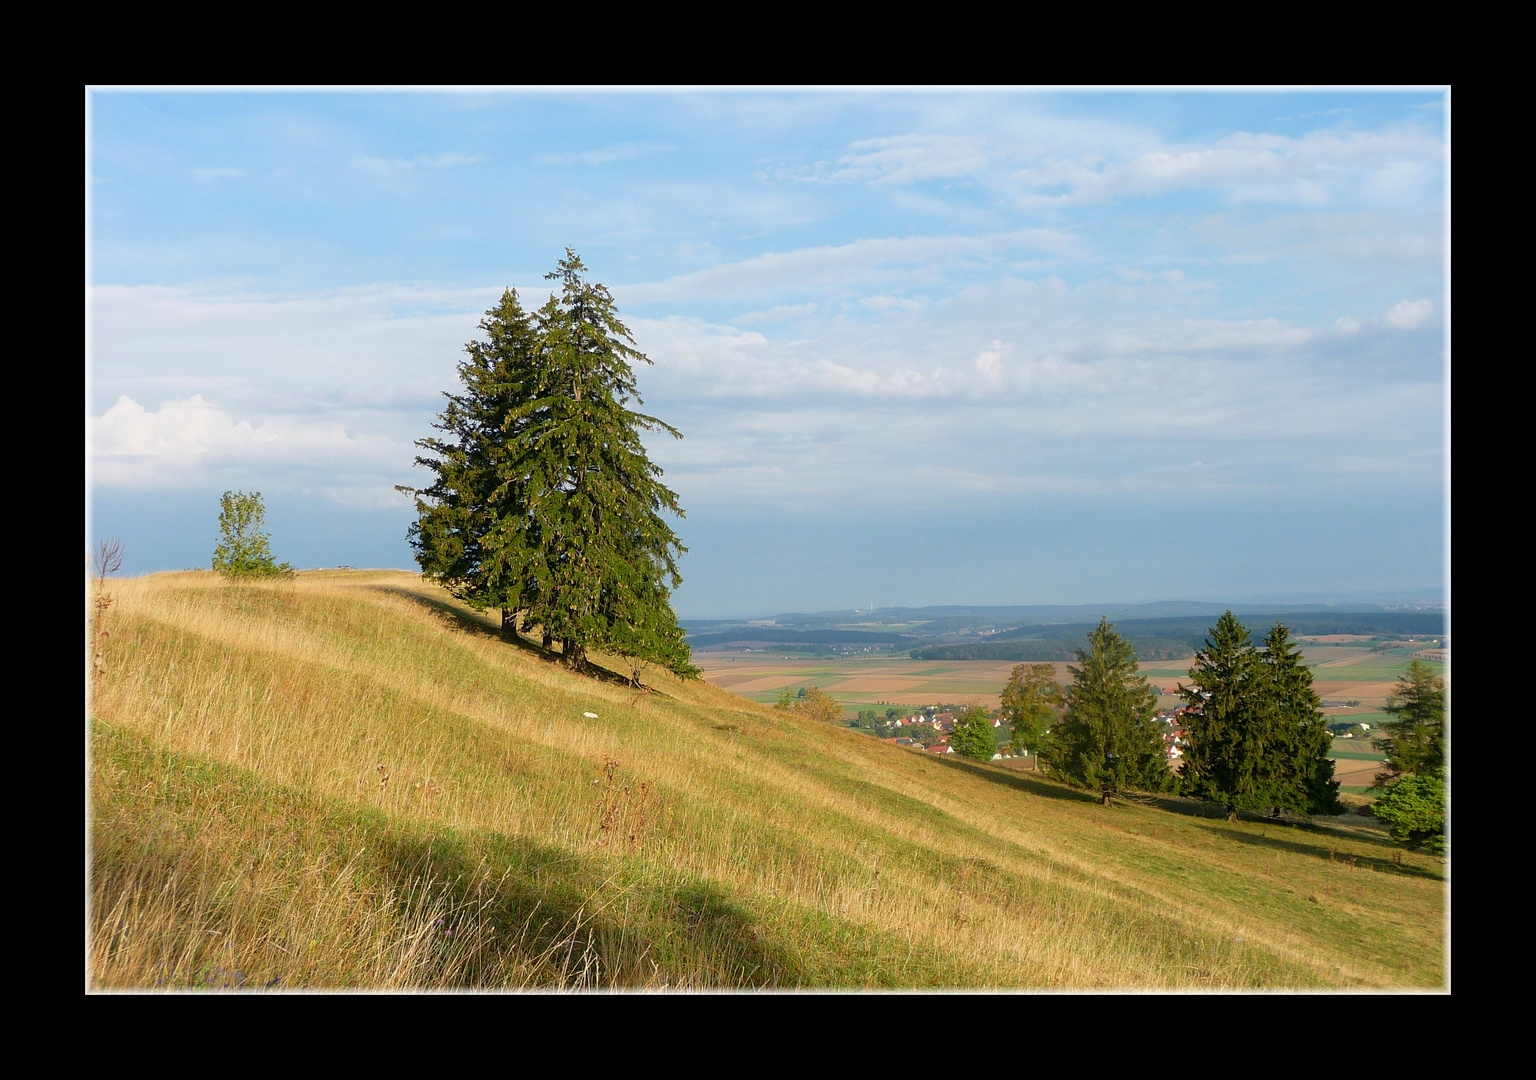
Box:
695;639;1448;794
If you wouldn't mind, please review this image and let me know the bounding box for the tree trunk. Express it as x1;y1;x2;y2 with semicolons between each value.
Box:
542;630;553;651
1226;804;1238;823
562;640;586;670
1101;791;1112;807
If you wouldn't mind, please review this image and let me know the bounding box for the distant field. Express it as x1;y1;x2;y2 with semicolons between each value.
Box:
696;647;1442;798
696;646;1446;715
694;654;1065;710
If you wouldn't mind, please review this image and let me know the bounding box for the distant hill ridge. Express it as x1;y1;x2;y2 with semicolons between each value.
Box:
685;609;1447;657
681;600;1443;632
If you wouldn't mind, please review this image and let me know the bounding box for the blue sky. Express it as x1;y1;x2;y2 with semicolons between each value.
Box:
87;89;1448;617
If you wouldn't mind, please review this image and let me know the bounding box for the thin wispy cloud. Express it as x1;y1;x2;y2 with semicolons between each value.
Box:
619;229;1085;303
352;152;487;174
537;142;671;166
1011;128;1442;208
833;134;988;185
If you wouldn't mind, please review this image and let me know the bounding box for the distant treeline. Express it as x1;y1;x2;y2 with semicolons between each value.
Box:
688;611;1445;657
913;638;1197;662
910;612;1445;662
986;612;1444;644
687;628;917;649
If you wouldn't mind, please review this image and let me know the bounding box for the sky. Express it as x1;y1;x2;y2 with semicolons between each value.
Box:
87;89;1449;618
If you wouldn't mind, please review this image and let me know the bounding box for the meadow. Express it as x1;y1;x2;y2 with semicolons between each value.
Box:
88;571;1446;989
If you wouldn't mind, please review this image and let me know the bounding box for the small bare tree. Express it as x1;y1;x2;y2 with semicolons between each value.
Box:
89;537;124;675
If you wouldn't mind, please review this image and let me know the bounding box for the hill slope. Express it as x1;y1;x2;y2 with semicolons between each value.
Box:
87;571;1445;989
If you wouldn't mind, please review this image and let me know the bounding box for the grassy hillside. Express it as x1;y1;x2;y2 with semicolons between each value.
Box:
87;571;1446;989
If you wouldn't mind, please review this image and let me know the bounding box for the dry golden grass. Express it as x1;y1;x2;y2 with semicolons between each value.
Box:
87;571;1447;989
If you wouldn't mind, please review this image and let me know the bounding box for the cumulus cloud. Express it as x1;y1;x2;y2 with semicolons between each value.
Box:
1383;298;1434;330
89;266;1442;514
89;282;500;417
632;274;1324;416
89;395;404;494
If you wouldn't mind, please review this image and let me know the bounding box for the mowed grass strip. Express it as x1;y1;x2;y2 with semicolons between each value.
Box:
88;572;1446;988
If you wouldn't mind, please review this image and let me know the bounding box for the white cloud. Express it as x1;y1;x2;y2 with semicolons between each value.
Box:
90;395;402;494
833;134;987;185
633;275;1324;416
1012;127;1443;208
1188;210;1442;272
617;229;1083;303
89;281;500;415
1383;298;1434;330
735;303;818;324
537;142;670;166
860;295;924;312
89;271;1444;513
353;153;485;173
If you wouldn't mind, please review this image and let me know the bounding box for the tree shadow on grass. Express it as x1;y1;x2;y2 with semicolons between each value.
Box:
930;758;1436;878
367;585;648;692
1126;792;1413;855
1182;822;1443;881
366;826;800;987
95;720;796;989
369;586;528;645
927;756;1101;806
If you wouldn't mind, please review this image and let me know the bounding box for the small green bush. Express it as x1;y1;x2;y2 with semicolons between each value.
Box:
212;491;293;580
1370;775;1445;854
949;707;998;761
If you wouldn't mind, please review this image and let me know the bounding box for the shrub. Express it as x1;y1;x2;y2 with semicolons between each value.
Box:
1370;775;1445;854
212;491;293;580
949;707;997;761
775;686;842;724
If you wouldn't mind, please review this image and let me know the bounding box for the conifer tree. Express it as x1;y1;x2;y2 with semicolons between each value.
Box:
403;288;540;632
404;251;696;681
1374;660;1446;787
949;706;998;761
1178;611;1262;821
1043;618;1170;804
1255;623;1340;817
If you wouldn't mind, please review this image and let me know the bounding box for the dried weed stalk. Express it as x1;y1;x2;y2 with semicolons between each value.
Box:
89;537;124;676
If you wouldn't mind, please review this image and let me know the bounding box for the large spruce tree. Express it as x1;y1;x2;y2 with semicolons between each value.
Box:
404;251;695;681
403;288;540;631
1256;623;1340;817
1178;611;1263;821
1181;614;1341;820
1043;618;1170;805
1374;660;1446;787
